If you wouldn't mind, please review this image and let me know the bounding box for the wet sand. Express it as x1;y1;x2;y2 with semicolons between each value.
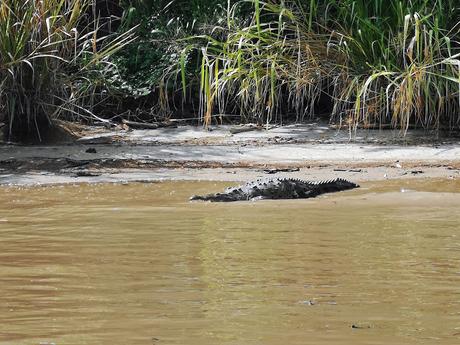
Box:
1;124;460;185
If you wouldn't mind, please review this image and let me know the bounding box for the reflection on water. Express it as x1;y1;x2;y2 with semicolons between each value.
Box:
0;180;460;345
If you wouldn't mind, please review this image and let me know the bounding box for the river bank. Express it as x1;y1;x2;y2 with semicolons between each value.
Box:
1;123;460;186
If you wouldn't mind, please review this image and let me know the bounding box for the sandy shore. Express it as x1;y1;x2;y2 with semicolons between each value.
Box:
1;124;460;186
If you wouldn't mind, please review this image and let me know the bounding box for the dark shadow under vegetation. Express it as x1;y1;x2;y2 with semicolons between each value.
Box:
1;0;460;142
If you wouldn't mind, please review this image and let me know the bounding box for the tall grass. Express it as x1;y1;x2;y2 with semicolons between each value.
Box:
326;0;460;131
168;0;460;132
174;1;329;126
4;0;458;136
0;0;135;141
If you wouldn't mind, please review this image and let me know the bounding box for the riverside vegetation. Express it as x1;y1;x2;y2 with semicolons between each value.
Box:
1;0;460;141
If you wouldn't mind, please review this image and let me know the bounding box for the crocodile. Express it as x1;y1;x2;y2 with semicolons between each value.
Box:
190;178;359;202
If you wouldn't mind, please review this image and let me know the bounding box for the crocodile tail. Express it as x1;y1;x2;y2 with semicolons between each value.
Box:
319;178;359;192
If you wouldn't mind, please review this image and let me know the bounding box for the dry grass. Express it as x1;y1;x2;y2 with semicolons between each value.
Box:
167;0;460;133
0;0;135;141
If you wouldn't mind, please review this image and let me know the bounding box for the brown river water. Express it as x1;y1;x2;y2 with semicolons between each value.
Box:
1;179;460;345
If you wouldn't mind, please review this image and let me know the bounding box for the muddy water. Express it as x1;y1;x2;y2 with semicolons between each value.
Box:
1;180;460;345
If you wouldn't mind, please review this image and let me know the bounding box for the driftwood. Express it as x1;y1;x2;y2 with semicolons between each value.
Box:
333;168;363;173
169;118;197;123
262;168;300;174
73;170;101;177
122;119;177;130
229;124;261;134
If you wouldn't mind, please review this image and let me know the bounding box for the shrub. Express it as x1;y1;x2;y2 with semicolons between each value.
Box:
177;0;460;131
0;0;135;141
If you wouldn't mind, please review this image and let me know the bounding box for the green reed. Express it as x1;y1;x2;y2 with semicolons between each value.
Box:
0;0;135;141
169;0;460;132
